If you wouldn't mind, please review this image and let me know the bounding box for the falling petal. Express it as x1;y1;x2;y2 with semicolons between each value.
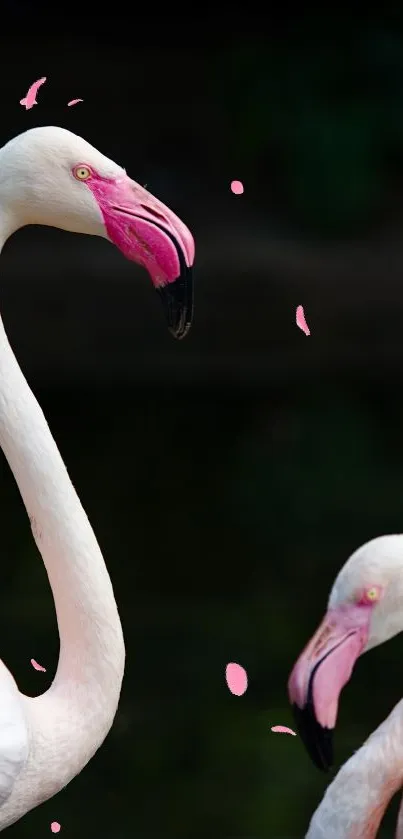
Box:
296;305;310;336
50;823;61;833
31;658;46;672
225;662;248;696
271;725;297;735
67;99;83;107
20;76;46;110
230;180;244;195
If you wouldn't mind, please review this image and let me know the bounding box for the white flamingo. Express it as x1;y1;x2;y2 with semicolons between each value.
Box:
0;126;195;831
288;534;403;838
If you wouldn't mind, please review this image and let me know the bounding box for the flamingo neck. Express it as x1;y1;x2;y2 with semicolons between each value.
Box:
0;265;124;718
306;699;403;838
0;206;19;247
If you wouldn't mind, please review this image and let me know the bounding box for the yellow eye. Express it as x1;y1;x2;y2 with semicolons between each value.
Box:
366;587;379;602
73;165;92;181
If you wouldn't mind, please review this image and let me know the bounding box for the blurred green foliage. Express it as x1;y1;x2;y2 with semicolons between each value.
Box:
205;29;403;235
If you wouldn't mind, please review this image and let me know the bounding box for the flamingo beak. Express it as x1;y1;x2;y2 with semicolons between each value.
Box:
287;607;369;771
87;174;195;339
154;251;193;341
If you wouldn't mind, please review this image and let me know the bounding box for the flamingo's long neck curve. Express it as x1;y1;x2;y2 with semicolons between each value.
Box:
0;221;125;827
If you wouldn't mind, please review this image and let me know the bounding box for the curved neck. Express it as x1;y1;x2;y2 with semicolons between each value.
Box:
0;313;125;713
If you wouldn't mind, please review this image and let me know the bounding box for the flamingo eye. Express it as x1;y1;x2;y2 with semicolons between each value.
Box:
73;165;92;181
362;586;382;604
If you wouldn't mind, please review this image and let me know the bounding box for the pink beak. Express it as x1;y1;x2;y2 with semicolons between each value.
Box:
87;172;195;340
287;605;370;770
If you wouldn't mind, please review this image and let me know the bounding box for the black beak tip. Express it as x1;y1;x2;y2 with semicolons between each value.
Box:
168;321;192;341
157;267;194;341
292;702;334;773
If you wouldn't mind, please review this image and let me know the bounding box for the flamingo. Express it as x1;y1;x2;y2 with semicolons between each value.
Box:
288;534;403;838
0;125;195;831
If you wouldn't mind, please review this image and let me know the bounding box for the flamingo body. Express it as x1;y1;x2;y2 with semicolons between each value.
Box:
0;126;195;830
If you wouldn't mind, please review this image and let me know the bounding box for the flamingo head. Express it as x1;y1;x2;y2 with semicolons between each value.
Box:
287;534;403;771
0;126;195;339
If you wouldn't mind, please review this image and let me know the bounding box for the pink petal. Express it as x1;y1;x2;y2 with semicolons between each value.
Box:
50;823;61;833
67;99;83;106
31;658;46;672
296;304;310;336
271;725;297;735
20;77;46;109
225;662;248;696
230;180;244;195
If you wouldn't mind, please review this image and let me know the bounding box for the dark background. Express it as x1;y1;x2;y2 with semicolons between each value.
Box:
1;6;403;838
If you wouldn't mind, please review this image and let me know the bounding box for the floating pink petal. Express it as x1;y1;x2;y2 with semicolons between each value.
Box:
31;658;46;672
225;662;248;696
271;725;297;735
20;77;46;110
67;99;83;107
296;305;310;336
230;180;244;195
50;823;61;834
